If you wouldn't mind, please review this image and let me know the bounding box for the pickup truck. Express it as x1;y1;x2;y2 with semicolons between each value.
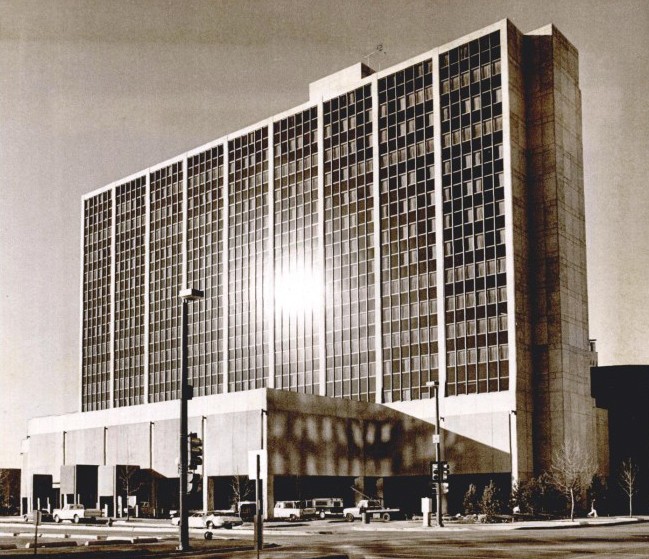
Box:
343;499;402;522
52;504;103;523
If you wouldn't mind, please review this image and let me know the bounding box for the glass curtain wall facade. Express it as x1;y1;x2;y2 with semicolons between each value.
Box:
80;22;530;411
187;146;225;396
378;60;438;403
323;85;376;401
149;163;184;402
82;190;112;411
439;31;509;396
273;108;320;394
114;177;146;407
228;129;270;392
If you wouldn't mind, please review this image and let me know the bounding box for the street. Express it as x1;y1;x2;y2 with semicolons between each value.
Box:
0;517;648;558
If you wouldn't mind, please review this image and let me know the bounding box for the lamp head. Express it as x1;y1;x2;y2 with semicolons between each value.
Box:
179;288;204;301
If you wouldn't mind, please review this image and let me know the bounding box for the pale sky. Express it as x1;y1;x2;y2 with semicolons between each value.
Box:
1;0;648;468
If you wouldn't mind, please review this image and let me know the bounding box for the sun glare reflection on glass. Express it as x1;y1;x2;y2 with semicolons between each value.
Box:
274;267;321;315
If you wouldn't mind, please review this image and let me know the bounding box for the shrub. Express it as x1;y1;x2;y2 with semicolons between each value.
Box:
511;474;568;517
463;483;480;515
480;480;503;521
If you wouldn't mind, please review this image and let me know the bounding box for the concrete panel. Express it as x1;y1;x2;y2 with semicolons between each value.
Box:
152;419;178;478
66;427;104;466
26;433;63;481
98;465;114;497
106;423;149;467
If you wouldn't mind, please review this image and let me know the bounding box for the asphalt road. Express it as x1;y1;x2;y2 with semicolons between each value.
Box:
1;517;649;558
238;521;649;559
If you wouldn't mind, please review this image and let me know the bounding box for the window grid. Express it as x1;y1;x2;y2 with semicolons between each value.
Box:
187;146;225;397
114;177;146;407
323;84;376;402
439;31;509;396
228;128;270;392
378;59;438;404
273;108;320;394
148;162;184;402
81;191;112;411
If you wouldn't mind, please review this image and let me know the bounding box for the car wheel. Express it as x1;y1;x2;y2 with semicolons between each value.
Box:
206;521;214;529
23;515;29;522
54;515;61;523
345;513;355;523
289;514;297;522
382;512;391;521
204;531;213;540
73;515;80;524
224;523;232;530
319;511;326;520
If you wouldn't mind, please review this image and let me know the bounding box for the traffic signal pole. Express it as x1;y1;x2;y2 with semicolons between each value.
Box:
426;380;444;528
434;384;443;528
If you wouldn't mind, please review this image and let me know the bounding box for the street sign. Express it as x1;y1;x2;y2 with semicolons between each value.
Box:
432;434;440;444
248;450;267;480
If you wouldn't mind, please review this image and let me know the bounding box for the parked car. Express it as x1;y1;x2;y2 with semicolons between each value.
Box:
23;509;53;523
307;497;345;519
170;511;206;528
205;510;243;529
273;500;317;521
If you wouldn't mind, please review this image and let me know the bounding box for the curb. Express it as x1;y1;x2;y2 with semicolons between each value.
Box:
24;541;78;549
85;539;131;546
512;517;644;530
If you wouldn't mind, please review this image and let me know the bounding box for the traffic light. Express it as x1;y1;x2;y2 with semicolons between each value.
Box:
431;461;440;482
442;461;450;481
188;432;203;470
187;473;201;494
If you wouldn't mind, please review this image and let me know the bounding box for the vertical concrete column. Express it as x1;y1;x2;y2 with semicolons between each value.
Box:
78;199;85;411
144;172;151;403
264;474;274;519
267;120;276;389
317;100;327;396
222;142;230;394
206;477;215;512
432;49;447;393
148;422;154;470
109;186;116;408
524;26;594;473
370;75;383;404
181;155;188;289
502;20;532;485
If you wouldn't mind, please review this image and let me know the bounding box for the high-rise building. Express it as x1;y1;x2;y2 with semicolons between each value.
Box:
22;19;600;517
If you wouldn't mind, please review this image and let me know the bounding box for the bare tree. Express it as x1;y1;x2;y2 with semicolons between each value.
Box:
230;476;253;511
548;439;597;521
618;458;639;517
117;466;143;520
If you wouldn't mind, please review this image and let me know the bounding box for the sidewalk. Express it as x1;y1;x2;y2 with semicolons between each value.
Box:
352;516;646;532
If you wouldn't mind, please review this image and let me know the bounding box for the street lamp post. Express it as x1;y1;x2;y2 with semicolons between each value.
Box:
255;409;267;558
426;380;443;528
178;287;204;551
